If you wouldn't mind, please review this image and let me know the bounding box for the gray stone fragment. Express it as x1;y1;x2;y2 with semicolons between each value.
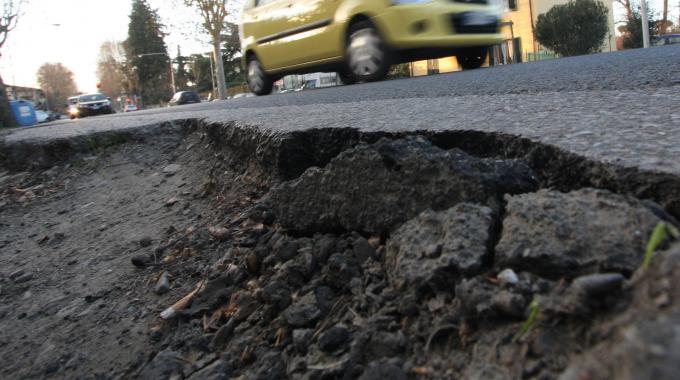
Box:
352;237;377;264
358;362;407;380
497;268;519;286
138;349;185;379
154;272;170;295
292;328;314;352
385;203;494;290
496;188;665;278
318;325;350;353
559;313;680;380
162;164;181;176
187;359;230;380
13;272;33;284
9;269;25;281
283;292;321;328
266;137;536;235
324;253;361;290
138;236;153;247
571;273;625;296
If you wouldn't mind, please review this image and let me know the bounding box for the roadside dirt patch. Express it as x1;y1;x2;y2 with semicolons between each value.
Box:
1;123;679;379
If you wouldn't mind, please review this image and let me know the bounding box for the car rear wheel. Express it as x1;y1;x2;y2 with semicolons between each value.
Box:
345;21;390;83
247;57;273;96
456;47;489;70
337;70;357;85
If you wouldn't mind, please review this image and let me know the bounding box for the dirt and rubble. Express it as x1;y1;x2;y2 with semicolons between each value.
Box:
1;122;680;379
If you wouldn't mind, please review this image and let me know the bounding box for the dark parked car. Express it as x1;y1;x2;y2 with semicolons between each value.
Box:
70;94;114;119
169;91;201;106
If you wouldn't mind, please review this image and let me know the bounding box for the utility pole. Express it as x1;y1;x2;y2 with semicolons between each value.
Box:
207;53;216;100
640;1;650;48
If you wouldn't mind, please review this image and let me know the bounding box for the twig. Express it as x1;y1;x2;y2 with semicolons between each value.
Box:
425;324;459;353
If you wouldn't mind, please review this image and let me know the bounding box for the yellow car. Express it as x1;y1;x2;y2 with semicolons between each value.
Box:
240;0;504;95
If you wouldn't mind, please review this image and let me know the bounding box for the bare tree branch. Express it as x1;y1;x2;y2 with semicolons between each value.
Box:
0;0;23;51
184;0;230;99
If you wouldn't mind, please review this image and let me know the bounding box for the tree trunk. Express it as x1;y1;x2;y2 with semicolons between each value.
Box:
0;73;17;128
662;0;669;32
212;39;227;100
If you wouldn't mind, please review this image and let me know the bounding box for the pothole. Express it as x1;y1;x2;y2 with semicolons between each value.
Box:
1;120;679;379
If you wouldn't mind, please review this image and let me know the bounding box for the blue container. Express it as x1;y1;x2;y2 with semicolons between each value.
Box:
10;100;37;126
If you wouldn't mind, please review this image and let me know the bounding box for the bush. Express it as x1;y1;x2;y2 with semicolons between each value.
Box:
535;0;609;56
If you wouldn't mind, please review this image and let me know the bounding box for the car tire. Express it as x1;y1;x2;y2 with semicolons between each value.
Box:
456;47;489;70
337;70;357;85
247;57;273;96
345;21;390;83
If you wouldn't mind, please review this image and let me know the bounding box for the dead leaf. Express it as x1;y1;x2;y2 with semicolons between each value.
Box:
368;236;381;249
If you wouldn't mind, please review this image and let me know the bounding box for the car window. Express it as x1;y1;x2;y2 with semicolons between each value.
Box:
171;92;183;101
79;94;106;102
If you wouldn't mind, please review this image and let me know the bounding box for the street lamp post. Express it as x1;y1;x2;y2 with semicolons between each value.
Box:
640;2;650;48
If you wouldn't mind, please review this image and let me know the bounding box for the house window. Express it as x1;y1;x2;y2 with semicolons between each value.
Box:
506;0;517;11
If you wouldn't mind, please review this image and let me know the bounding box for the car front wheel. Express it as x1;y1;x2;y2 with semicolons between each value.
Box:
457;47;489;70
345;22;390;83
247;58;273;96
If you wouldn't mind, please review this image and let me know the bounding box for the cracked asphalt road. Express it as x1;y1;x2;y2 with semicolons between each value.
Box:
3;44;680;175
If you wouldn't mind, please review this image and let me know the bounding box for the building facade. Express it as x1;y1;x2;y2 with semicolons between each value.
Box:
5;85;48;109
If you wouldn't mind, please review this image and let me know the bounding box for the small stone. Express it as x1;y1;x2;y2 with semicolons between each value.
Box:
423;244;442;258
292;328;314;352
273;239;299;262
654;293;670;308
261;281;291;311
359;361;407;380
131;255;150;268
283;292;321;327
262;211;275;226
324;253;361;290
207;226;230;241
9;269;25;281
13;272;33;284
491;291;527;318
572;273;625;296
318;326;350;352
353;237;377;263
246;251;260;274
154;272;170;295
211;320;235;348
497;268;519;286
165;198;180;207
187;359;230;380
163;164;181;177
139;236;153;247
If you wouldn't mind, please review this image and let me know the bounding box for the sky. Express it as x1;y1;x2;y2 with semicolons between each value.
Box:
0;0;676;92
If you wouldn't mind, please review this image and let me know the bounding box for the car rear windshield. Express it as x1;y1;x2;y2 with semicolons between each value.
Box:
79;94;107;102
